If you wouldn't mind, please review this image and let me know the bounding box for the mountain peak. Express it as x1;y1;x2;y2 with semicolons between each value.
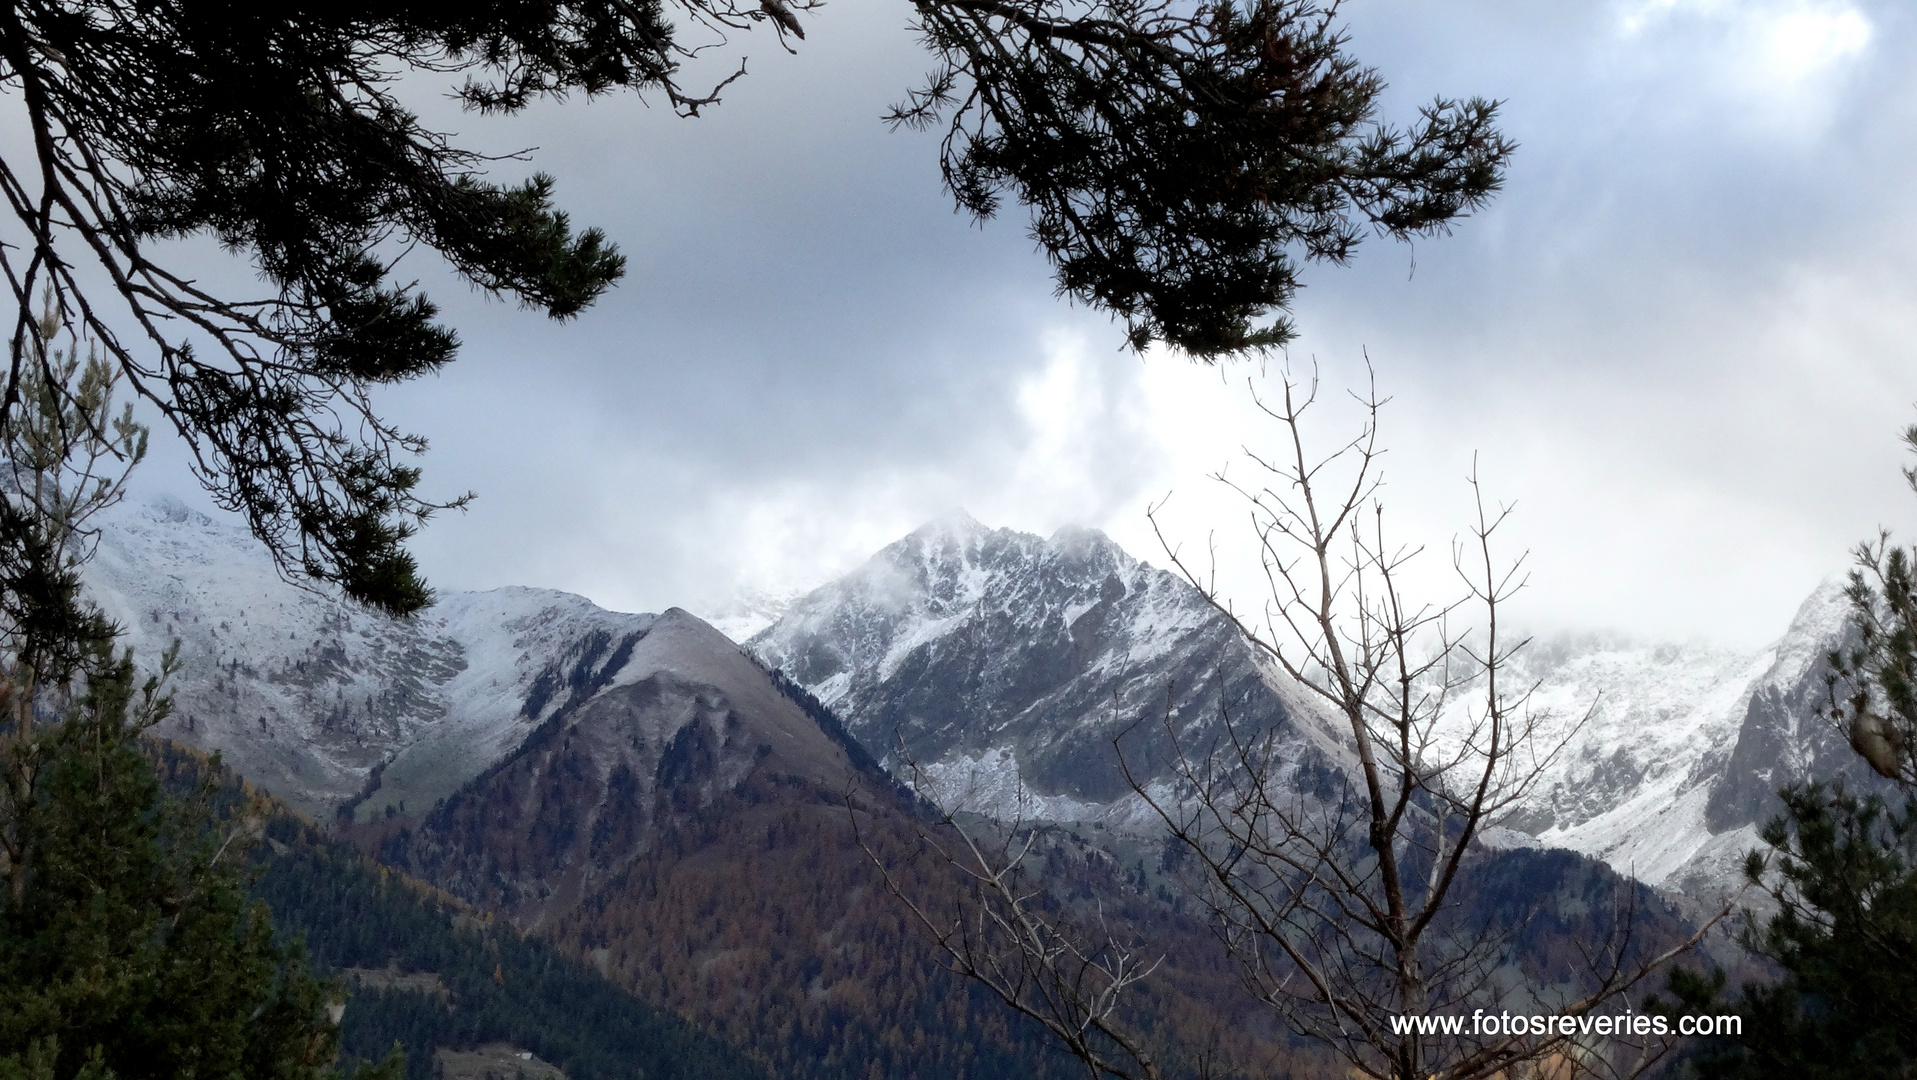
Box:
906;508;989;544
1047;523;1136;567
1048;523;1109;546
750;515;1293;809
140;493;218;528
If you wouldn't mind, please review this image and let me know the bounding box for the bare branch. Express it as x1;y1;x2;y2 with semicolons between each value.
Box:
1140;362;1702;1080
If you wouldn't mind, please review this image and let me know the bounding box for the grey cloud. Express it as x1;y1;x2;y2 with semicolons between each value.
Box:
133;0;1917;651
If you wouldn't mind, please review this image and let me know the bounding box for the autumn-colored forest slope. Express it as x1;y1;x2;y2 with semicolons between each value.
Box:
349;612;1711;1080
360;613;1272;1078
146;742;766;1080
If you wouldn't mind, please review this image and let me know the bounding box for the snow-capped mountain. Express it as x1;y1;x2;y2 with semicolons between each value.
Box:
375;606;888;927
48;499;1777;1075
751;515;1874;899
1450;583;1884;898
1469;630;1775;897
698;585;806;644
82;496;1884;902
87;498;658;821
747;512;1350;826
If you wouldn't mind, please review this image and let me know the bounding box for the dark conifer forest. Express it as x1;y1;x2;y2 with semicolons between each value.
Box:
151;744;767;1080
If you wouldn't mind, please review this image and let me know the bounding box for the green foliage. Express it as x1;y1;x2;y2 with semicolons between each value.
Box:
1829;428;1917;785
897;0;1514;357
0;208;395;1080
0;299;143;687
4;0;1510;612
0;501;108;695
235;805;769;1080
0;641;397;1080
1655;785;1917;1079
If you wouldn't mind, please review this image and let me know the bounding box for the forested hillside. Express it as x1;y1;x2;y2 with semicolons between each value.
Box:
148;744;765;1080
97;510;1749;1080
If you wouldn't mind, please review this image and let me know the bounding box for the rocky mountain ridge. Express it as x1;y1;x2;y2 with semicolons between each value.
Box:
86;500;1114;1078
367;608;886;928
77;498;1754;1076
91;498;669;823
748;512;1351;827
83;498;1885;902
1492;584;1864;897
748;513;1877;900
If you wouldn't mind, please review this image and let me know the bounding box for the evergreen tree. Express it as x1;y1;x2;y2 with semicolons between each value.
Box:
0;0;1514;612
0;322;388;1080
1660;783;1917;1080
1656;428;1917;1079
0;637;399;1080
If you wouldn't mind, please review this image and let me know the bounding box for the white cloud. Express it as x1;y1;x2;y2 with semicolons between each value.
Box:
124;0;1917;657
994;329;1159;529
1757;4;1873;83
1615;0;1872;123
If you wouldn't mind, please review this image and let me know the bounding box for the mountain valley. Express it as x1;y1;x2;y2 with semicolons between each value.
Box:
76;498;1883;1077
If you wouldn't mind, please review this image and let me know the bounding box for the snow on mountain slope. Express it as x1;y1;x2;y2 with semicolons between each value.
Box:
753;515;1873;899
1494;637;1770;837
379;607;886;926
1492;583;1858;896
81;497;1879;901
749;513;1351;823
85;498;655;820
1431;632;1773;894
699;586;805;643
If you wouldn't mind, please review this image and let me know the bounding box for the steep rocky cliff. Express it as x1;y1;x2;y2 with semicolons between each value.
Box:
749;513;1348;824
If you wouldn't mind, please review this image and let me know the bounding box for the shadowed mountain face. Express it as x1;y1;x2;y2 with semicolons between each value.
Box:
367;610;883;928
360;609;1215;1080
146;745;772;1080
749;514;1348;822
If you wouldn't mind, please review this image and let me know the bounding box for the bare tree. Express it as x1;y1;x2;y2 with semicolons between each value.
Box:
1136;367;1723;1080
855;763;1176;1080
864;366;1728;1080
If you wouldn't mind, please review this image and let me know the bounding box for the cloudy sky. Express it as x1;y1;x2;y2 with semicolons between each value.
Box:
139;0;1917;648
